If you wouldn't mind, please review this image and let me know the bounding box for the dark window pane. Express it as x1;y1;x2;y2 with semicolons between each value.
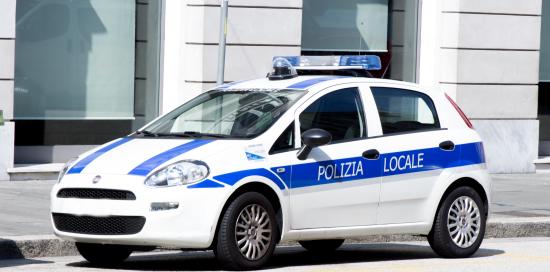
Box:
299;87;365;142
17;3;70;42
371;87;439;134
301;0;389;52
270;122;295;154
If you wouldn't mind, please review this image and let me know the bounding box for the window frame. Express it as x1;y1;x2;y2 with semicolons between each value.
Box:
141;88;307;140
369;86;441;136
269;122;296;155
293;84;368;148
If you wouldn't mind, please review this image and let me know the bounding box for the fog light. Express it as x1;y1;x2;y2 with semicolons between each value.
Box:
151;202;179;211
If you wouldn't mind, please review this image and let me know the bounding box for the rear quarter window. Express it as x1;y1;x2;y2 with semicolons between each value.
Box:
371;87;440;134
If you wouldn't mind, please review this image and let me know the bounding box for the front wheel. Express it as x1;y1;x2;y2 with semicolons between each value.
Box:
214;192;278;270
428;186;486;258
75;242;132;266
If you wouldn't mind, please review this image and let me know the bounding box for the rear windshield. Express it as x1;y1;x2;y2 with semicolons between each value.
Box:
140;89;306;139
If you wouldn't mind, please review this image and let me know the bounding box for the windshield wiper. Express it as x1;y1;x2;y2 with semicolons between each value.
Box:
135;130;231;139
169;131;231;138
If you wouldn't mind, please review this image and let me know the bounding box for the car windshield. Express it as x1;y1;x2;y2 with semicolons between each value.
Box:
139;88;306;139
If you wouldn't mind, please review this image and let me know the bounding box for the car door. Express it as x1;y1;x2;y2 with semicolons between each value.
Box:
369;86;460;224
284;85;382;229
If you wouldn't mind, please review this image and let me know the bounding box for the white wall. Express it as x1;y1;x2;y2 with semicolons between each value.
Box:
0;0;15;180
161;0;303;114
418;0;542;173
160;0;543;173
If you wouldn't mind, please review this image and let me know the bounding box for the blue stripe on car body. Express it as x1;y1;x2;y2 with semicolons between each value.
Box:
270;166;291;188
286;76;344;89
203;142;483;190
67;138;133;174
290;142;484;189
187;179;225;189
214;168;287;190
128;139;213;176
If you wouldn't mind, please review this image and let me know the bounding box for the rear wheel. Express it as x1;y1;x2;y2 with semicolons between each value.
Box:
75;242;132;266
299;239;345;253
428;186;486;258
214;192;278;270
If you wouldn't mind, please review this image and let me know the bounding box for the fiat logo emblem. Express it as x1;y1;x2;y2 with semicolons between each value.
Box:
92;175;101;184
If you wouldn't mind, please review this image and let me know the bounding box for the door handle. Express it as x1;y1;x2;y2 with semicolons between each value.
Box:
362;149;380;160
439;140;455;151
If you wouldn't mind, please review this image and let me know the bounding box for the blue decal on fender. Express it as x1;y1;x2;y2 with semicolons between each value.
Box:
270;166;291;188
245;152;265;161
128;140;213;176
188;179;225;189
67;138;133;174
214;168;287;190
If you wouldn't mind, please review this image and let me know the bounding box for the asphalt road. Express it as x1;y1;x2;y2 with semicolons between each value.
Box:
1;238;549;272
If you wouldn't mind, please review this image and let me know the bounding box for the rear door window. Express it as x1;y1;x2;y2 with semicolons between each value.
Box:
371;87;439;134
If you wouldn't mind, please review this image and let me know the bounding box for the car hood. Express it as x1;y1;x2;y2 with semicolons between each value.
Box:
67;137;243;176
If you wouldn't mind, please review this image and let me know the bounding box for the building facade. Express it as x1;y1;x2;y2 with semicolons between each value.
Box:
0;0;547;179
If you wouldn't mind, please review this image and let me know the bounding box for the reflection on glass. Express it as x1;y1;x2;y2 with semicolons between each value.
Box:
14;0;136;119
389;0;418;82
302;0;389;52
144;89;306;139
301;0;418;83
539;0;550;154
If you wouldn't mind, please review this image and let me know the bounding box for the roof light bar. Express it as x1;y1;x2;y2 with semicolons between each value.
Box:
272;55;382;71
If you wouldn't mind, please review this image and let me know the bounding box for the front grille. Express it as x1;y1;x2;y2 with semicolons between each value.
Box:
57;188;136;200
52;213;146;235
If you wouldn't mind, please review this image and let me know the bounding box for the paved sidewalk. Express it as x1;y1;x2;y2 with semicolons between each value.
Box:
1;173;550;236
490;173;550;218
0;180;54;236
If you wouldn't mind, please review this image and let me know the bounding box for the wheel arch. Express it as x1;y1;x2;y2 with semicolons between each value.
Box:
211;181;285;248
433;177;489;224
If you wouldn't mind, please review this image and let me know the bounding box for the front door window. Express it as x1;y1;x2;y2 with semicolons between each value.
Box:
299;87;365;143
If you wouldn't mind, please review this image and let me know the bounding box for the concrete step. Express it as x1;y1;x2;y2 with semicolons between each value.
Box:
534;157;550;171
7;163;64;181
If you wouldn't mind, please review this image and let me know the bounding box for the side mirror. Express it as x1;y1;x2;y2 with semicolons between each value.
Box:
296;128;332;160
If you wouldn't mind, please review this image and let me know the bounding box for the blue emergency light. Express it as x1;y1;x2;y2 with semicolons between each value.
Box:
273;55;382;70
268;55;382;80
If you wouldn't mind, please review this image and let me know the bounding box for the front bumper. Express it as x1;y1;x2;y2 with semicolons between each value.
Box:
50;174;227;248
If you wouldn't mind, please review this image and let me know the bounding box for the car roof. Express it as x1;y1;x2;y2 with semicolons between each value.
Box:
217;76;432;94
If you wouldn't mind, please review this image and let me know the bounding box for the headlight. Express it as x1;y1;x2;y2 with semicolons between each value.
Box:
58;158;77;183
144;160;209;187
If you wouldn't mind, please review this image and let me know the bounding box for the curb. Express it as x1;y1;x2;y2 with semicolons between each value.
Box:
0;235;76;260
1;217;549;260
485;217;550;238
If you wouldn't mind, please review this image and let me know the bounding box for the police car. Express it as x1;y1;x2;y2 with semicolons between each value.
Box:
51;55;490;270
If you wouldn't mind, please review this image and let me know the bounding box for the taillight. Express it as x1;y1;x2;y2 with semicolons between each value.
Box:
445;93;474;129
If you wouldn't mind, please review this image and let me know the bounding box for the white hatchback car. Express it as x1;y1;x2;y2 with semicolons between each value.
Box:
51;56;490;270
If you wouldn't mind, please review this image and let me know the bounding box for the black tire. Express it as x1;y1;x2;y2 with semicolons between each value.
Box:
428;186;486;258
299;239;345;253
75;242;132;266
214;192;279;270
